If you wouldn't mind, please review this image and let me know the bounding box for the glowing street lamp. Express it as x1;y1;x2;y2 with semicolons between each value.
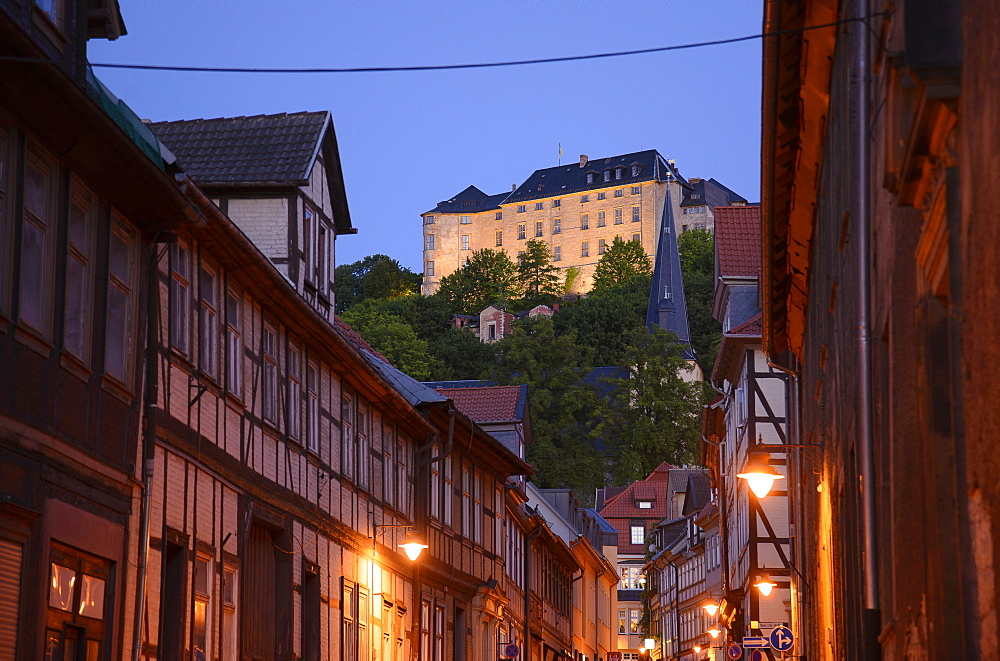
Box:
693;645;702;654
398;529;429;561
753;574;777;596
643;638;655;651
708;627;721;639
701;600;719;617
737;456;785;498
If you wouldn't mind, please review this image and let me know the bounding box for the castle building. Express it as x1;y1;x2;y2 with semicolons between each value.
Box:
420;152;745;296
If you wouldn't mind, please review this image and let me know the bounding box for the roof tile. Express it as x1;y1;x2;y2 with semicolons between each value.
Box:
715;205;762;278
434;385;525;422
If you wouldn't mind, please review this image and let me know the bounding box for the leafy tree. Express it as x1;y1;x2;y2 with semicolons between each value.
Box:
592;238;652;291
436;249;520;314
427;328;498;381
340;306;435;380
517;239;562;306
554;274;651;365
677;228;721;370
335;254;420;313
484;316;606;499
351;294;451;343
601;326;706;484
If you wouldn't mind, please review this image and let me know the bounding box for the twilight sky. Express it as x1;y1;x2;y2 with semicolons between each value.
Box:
88;1;763;271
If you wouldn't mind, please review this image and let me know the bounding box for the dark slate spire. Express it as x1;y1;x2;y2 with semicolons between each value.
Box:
646;186;695;359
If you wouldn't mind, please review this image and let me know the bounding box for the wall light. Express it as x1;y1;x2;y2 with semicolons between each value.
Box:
708;627;721;639
737;455;785;498
398;529;429;561
753;574;777;596
702;600;719;616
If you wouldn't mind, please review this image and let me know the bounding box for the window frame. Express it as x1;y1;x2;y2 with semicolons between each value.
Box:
63;177;96;364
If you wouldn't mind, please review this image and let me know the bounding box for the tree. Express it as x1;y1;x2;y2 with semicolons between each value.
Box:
601;326;707;484
677;228;721;370
340;306;436;380
427;328;498;381
517;239;561;306
485;316;606;499
435;249;520;314
554;274;651;365
334;254;420;313
592;238;652;291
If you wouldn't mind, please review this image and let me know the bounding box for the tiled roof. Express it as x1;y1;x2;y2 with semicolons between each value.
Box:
434;385;527;422
426;185;510;215
149;112;330;185
715;205;762;278
727;312;763;336
505;150;686;204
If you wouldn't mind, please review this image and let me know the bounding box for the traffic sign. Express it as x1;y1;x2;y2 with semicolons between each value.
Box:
743;637;770;649
769;626;794;652
749;650;766;661
727;642;742;659
503;644;520;658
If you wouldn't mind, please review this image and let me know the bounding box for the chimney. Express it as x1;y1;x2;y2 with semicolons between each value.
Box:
579;154;588;168
512;184;517;191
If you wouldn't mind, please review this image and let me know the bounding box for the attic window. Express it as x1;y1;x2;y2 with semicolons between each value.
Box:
691;193;701;199
463;200;477;207
631;165;641;177
615;168;623;180
603;170;611;183
586;173;595;184
636;500;653;509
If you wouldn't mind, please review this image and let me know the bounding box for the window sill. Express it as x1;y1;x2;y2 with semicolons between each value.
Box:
60;352;93;384
14;325;54;359
101;374;136;404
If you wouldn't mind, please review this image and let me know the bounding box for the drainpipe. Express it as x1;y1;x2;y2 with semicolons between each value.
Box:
570;570;584;658
132;239;162;661
854;0;880;653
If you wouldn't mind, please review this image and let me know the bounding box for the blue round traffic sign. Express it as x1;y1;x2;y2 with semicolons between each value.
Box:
769;625;794;652
727;642;742;659
749;650;765;661
504;643;520;658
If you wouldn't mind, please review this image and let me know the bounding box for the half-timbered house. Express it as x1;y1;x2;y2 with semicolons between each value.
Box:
703;205;793;653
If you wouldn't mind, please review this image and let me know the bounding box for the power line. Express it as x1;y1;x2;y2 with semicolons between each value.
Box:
1;13;886;75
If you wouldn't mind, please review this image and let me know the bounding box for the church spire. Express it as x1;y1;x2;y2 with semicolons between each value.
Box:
646;186;695;359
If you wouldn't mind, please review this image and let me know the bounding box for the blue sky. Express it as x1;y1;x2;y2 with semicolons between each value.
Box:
89;1;763;271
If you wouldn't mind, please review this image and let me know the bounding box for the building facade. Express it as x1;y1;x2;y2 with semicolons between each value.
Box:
420;152;745;296
760;0;1000;658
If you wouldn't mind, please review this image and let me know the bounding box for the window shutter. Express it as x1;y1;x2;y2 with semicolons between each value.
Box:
0;538;22;660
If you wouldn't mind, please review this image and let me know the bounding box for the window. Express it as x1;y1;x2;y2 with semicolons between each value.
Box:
517;205;526;213
632;186;640;194
221;567;237;661
425;215;435;224
303;362;317;453
597;211;606;227
303;207;313;282
517;224;526;240
597;192;606;200
581;242;589;258
357;403;371;491
633;233;641;243
460;215;471;224
682;224;688;232
20;144;57;337
461;235;470;250
287;345;301;441
535;202;543;210
495;211;503;220
47;544;112;661
615;167;623;180
302;567;320;661
382;425;395;507
170;242;191;355
614;208;623;225
495;230;503;247
580;213;589;230
425;234;435;250
629;608;640;633
586;173;594;184
226;291;242;396
342;394;355;480
603;170;611;182
434;604;444;661
637;500;653;509
553;218;561;234
517;251;525;260
262;326;277;423
632;165;641;177
618;609;627;635
615;189;623;198
554;246;561;261
105;219;136;383
420;600;430;661
630;525;645;545
193;555;212;661
632;206;641;222
426;261;435;277
316;224;328;289
691;193;701;199
552;199;561;208
598;239;607;255
535;222;543;237
199;266;219;379
342;580;369;661
461;463;471;536
64;179;95;362
473;470;483;544
580;194;589;203
443;454;454;526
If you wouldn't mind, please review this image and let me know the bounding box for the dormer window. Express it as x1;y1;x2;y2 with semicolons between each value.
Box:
615;168;623;180
603;170;611;182
586;173;595;184
631;164;641;177
637;500;653;509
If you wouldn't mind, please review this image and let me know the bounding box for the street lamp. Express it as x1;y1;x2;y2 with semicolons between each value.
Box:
701;600;719;617
372;524;428;561
707;627;721;639
693;645;702;654
753;574;777;597
643;638;655;651
737;455;785;498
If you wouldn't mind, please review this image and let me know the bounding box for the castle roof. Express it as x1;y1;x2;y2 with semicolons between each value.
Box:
425;185;511;215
